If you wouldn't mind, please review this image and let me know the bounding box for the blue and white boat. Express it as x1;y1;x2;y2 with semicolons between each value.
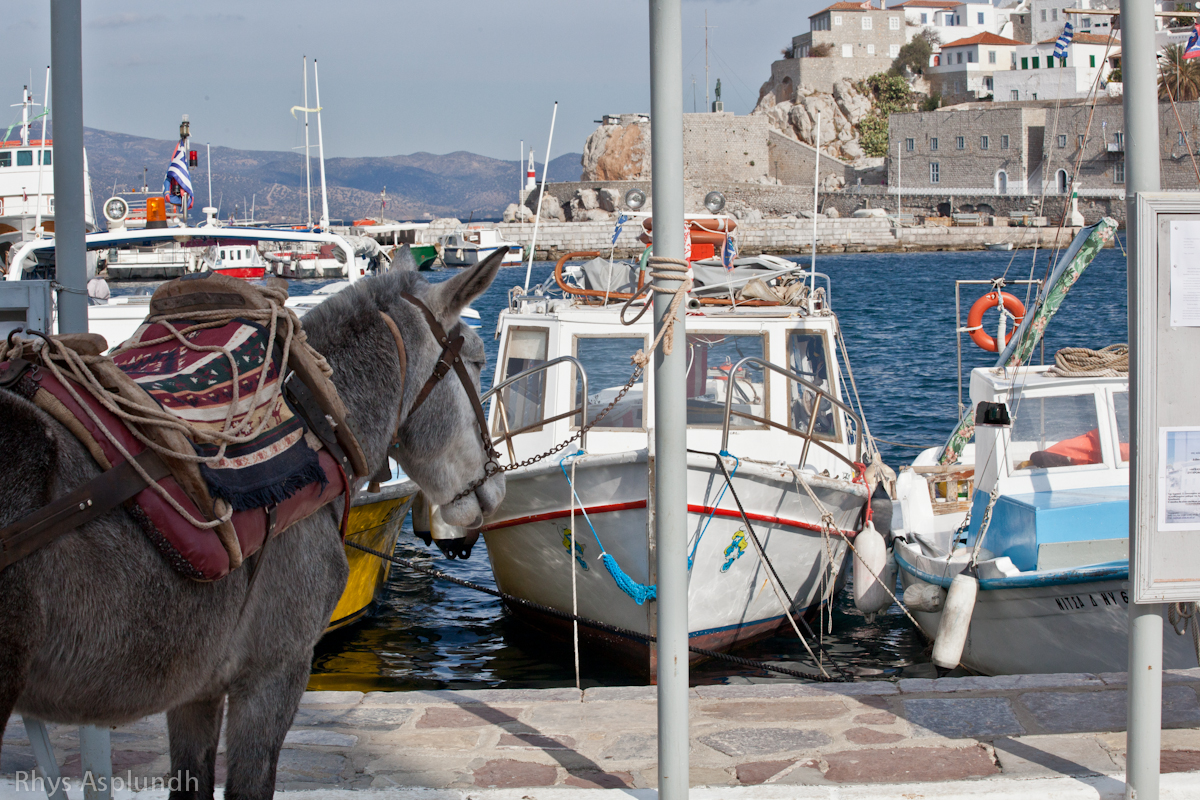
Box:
893;220;1198;675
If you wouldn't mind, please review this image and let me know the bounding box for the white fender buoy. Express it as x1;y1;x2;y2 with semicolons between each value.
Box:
904;582;947;613
932;572;979;669
853;522;895;621
412;493;433;546
429;503;468;542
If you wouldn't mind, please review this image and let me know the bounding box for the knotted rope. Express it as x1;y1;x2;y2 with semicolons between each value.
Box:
1047;344;1128;377
620;256;692;367
5;290;316;531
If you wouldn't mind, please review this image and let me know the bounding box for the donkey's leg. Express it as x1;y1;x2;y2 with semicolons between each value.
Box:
0;581;39;772
222;659;311;800
167;695;225;800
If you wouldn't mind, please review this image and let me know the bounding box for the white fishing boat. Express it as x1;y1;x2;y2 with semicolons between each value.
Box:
892;220;1199;675
439;226;524;267
472;247;889;675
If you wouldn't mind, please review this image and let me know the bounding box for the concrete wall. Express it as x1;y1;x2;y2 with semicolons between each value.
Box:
768;55;893;97
818;185;1125;226
682;113;770;184
766;130;855;187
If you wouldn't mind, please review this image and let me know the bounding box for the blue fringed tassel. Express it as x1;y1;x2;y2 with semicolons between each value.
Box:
600;553;656;605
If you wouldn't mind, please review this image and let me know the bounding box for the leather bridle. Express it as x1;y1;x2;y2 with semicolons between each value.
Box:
383;292;500;503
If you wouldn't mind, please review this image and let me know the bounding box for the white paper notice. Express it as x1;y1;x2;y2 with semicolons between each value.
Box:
1170;222;1200;326
1158;427;1200;530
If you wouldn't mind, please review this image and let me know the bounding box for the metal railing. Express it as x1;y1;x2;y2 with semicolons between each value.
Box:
720;355;864;470
480;355;589;459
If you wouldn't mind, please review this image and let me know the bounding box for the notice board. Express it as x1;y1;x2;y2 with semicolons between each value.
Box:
1134;193;1200;602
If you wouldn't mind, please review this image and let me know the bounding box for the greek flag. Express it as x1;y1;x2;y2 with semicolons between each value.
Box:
1052;22;1073;60
163;139;194;210
722;233;738;269
612;214;627;246
1186;24;1200;60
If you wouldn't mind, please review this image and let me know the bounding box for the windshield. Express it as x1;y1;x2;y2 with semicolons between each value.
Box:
788;332;838;441
1010;393;1103;470
685;333;766;428
574;336;645;429
493;328;549;436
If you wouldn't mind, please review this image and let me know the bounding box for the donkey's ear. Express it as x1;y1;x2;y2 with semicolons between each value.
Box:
390;243;418;273
428;246;507;320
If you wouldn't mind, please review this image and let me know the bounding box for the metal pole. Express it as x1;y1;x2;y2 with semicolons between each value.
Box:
649;2;688;798
50;0;87;334
523;102;557;292
304;55;313;230
314;59;330;231
810;111;821;304
34;66;49;235
1123;1;1163;798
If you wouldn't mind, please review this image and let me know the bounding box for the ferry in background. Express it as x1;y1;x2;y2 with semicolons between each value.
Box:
439;226;523;267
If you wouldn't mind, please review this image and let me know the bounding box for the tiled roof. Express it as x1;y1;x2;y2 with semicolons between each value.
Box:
942;32;1026;48
812;2;874;16
889;1;960;9
1038;32;1120;46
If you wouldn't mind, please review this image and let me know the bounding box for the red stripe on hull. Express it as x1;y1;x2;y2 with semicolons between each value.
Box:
481;500;647;532
213;267;265;279
686;503;855;538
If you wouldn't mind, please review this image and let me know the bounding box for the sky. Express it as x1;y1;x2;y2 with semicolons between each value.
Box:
0;0;825;162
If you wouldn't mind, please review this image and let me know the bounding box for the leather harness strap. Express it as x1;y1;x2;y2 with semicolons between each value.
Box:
0;449;171;572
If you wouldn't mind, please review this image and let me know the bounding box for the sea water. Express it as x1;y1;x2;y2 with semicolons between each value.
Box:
113;241;1130;689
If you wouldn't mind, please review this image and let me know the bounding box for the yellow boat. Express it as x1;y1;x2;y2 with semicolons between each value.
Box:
326;480;416;631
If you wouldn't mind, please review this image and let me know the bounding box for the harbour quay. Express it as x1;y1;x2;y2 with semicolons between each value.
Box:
6;670;1200;796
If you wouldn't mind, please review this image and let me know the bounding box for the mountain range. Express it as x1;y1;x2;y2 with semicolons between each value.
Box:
79;126;583;223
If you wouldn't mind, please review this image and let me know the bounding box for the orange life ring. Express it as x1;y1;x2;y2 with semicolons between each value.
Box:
967;291;1026;352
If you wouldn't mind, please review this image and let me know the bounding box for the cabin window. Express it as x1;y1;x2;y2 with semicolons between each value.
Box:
17;150;33;166
1009;393;1104;470
0;152;10;167
684;333;767;428
1113;391;1129;463
220;250;226;260
573;335;647;430
494;327;549;436
787;332;838;442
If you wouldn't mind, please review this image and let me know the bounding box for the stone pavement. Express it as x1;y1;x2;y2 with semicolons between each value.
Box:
5;670;1200;795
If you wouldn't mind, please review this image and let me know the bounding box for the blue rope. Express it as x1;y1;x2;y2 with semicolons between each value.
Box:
560;452;657;605
688;450;740;570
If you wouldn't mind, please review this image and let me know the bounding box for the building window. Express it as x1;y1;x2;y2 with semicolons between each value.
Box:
842;43;853;58
1058;134;1067;148
1032;56;1040;69
989;50;997;64
905;137;915;152
978;11;985;24
1032;92;1038;100
956;135;965;149
1115;160;1125;183
981;135;990;150
1059;57;1066;68
1022;57;1029;70
834;14;842;25
1011;89;1020;100
1115;131;1124;148
921;12;928;23
1051;8;1058;20
985;76;994;90
868;44;876;55
890;15;900;29
931;137;939;151
1082;17;1091;30
957;51;963;64
1090;54;1096;68
0;152;10;167
967;51;976;63
890;43;901;57
930;162;941;183
1079;134;1086;147
1002;134;1010;149
862;16;872;29
1181;132;1187;146
1040;9;1047;21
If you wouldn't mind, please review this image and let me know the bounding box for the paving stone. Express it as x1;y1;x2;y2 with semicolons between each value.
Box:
564;769;635;788
365;688;579;705
471;758;557;788
61;750;159;778
368;729;481;752
771;758;831;785
898;673;1101;694
524;700;657;731
112;715;168;734
735;760;793;784
284;729;360;747
416;706;524;729
698;727;831;757
274;749;349;784
822;745;999;783
292;706;413;730
903;697;1025;739
0;747;36;775
991;735;1121;777
689;766;736;786
1019;686;1200;733
1161;750;1200;773
582;686;664;702
301;691;364;706
496;733;576;750
2;719;26;744
692;682;897;700
1166;668;1200;683
697;700;844;722
845;727;905;744
601;732;656;761
852;711;897;725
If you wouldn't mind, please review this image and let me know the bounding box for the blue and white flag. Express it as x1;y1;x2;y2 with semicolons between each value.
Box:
722;233;738;269
612;213;628;246
1053;22;1074;60
1186;24;1200;59
164;139;194;210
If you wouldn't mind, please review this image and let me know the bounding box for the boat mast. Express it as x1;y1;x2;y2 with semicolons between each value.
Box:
33;66;49;235
303;55;313;229
523;102;557;292
810;110;820;306
207;142;212;211
519;139;523;212
314;59;330;230
18;85;30;146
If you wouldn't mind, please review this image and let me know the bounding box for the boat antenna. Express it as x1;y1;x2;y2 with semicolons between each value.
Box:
207;142;212;210
314;59;331;231
518;139;523;213
33;66;49;236
809;110;820;308
524;100;558;292
303;55;313;229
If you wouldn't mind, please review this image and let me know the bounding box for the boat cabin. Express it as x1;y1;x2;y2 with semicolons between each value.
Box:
962;366;1129;572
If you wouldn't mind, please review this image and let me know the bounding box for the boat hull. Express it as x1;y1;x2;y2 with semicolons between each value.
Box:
212;266;265;280
326;493;413;631
895;541;1199;674
442;245;524;267
481;450;865;675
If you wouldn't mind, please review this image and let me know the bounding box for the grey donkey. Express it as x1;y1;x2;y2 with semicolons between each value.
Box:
0;250;507;800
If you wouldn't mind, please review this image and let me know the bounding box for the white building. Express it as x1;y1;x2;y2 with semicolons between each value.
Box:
994;32;1117;101
926;32;1024;102
893;0;1016;44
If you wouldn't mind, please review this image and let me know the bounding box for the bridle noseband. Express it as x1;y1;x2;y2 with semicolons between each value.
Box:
384;292;500;503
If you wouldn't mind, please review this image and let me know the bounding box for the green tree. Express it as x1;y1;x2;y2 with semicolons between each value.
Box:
890;29;940;76
1159;44;1200;101
856;74;916;157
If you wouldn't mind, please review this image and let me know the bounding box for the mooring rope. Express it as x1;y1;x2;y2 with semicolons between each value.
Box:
1046;344;1128;377
620;256;692;364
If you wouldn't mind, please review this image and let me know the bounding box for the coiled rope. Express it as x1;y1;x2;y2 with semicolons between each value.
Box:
620;256;692;365
1046;344;1128;378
